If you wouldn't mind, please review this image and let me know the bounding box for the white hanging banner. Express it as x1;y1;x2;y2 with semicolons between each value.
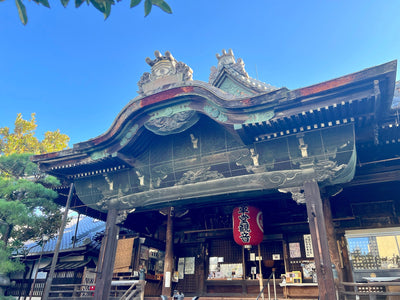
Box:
303;234;314;258
165;271;171;288
184;257;195;274
178;258;185;279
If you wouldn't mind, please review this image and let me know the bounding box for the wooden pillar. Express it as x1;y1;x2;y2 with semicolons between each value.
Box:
162;207;174;297
42;183;74;300
242;246;246;279
303;180;336;300
203;242;210;296
322;194;345;298
257;244;265;300
282;240;289;273
94;207;119;300
242;246;247;294
197;243;206;296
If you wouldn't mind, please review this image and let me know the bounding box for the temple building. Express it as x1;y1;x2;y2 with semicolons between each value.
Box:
32;50;399;299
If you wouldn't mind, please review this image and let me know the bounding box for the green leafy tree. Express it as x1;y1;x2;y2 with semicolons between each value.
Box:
0;114;70;274
12;0;172;25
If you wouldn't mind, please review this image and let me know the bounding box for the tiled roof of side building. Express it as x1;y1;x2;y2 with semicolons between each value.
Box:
24;216;105;255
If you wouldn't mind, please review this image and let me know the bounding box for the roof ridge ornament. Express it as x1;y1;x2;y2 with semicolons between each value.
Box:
212;49;249;80
145;50;175;67
209;49;277;94
138;50;193;95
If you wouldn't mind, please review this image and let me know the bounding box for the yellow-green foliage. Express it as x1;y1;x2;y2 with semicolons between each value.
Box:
0;113;69;156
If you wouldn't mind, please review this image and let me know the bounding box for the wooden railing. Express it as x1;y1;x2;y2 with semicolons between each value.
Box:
6;278;46;297
47;281;144;299
256;271;277;300
340;281;400;300
47;283;96;298
6;279;145;300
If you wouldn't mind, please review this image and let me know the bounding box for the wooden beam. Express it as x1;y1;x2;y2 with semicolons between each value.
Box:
114;152;136;167
304;180;336;300
258;244;264;300
345;169;400;187
322;195;345;299
162;207;174;297
282;240;289;274
42;183;74;300
94;207;119;300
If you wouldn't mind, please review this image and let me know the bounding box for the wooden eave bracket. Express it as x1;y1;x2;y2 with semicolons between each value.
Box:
112;152;136;167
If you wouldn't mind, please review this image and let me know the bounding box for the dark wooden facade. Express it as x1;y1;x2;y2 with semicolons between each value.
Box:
32;50;398;299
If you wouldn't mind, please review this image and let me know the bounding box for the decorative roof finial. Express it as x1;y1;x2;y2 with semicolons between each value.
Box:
209;49;277;94
155;50;162;58
145;50;176;67
216;48;236;66
138;51;193;95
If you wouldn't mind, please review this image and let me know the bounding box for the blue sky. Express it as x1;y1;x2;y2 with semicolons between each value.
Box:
1;1;400;146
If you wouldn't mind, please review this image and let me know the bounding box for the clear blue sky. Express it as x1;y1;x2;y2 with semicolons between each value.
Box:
1;1;400;147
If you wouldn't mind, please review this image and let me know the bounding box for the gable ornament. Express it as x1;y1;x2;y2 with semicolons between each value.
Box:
138;50;193;95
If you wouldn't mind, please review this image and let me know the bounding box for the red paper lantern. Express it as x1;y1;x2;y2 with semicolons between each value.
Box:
233;205;263;246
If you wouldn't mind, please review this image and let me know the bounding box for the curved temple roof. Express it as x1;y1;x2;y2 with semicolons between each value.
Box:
31;50;397;213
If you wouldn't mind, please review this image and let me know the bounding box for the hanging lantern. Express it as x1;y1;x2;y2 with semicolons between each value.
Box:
232;205;264;247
